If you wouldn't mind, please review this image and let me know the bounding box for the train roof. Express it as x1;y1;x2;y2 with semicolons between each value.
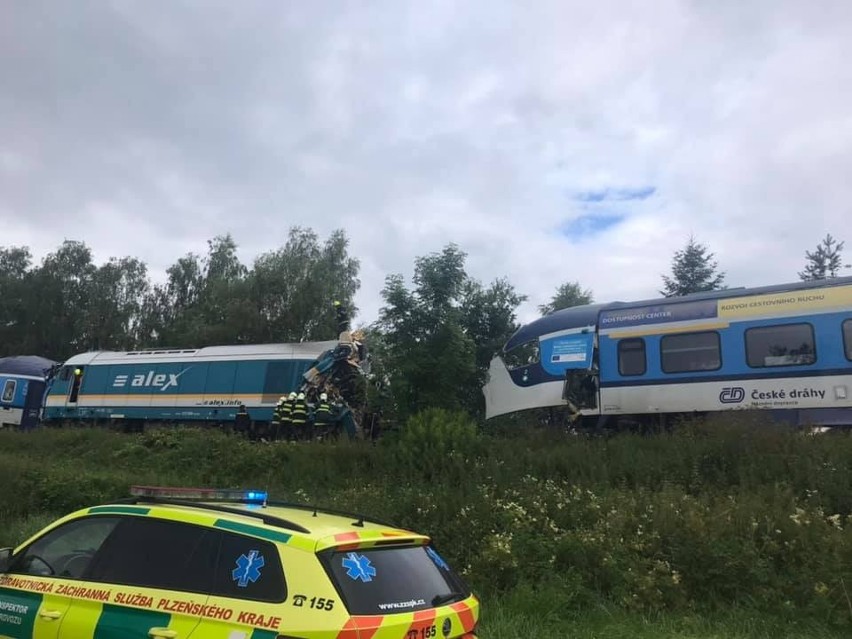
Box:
0;355;58;378
62;340;339;366
505;275;852;351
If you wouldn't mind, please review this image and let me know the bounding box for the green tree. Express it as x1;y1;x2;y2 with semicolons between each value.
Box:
1;241;154;358
140;228;361;349
798;234;849;281
141;252;205;347
376;244;525;420
538;281;593;315
459;278;527;414
660;236;725;297
248;227;360;343
196;234;252;345
28;241;97;359
376;245;473;418
84;257;149;351
0;247;34;356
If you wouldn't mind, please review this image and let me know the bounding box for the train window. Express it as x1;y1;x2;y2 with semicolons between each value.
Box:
745;323;816;368
1;380;16;403
264;361;296;396
618;339;646;376
660;331;721;373
844;320;852;361
503;340;540;370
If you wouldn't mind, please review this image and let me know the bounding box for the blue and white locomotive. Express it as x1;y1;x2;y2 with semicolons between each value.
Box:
484;276;852;428
42;341;337;429
0;356;58;429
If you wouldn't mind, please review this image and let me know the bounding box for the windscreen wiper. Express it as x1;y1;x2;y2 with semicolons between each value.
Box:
431;592;465;607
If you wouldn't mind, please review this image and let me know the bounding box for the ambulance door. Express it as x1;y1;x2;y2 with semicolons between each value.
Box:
188;532;290;638
0;516;120;639
58;516;216;639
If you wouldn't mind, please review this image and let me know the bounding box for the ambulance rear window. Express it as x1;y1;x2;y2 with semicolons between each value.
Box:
323;545;468;615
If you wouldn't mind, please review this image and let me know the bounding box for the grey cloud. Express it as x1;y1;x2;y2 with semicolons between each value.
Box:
2;0;851;327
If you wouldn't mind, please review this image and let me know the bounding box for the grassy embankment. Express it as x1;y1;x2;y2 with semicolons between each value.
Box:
1;410;851;638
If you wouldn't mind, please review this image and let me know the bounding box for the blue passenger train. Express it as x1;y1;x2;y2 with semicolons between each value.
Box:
42;341;337;429
0;356;58;429
483;276;852;428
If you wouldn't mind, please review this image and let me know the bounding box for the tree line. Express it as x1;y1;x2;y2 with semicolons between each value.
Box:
0;229;847;419
0;229;359;361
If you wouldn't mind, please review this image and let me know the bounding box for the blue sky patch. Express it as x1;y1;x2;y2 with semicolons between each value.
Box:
561;212;625;238
574;186;656;202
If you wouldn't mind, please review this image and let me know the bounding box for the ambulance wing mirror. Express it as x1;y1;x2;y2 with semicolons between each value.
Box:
0;547;12;572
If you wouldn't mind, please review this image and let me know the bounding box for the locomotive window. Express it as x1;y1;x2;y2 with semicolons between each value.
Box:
503;340;540;370
618;339;646;376
745;323;816;368
661;331;721;373
264;361;297;395
1;380;16;403
844;320;852;361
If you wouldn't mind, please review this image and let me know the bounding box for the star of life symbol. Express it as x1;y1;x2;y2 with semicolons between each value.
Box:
342;552;376;582
232;550;265;588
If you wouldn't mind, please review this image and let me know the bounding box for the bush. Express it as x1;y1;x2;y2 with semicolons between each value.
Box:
384;408;483;481
0;416;851;627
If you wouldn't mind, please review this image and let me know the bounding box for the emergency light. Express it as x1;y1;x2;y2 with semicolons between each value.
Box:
130;485;268;505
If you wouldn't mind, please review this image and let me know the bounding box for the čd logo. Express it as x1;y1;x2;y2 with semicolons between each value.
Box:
719;387;745;403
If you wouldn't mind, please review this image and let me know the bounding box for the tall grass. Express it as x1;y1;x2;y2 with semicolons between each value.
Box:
1;410;851;631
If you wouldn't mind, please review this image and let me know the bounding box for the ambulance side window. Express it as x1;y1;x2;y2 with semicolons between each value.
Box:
211;533;286;603
9;517;120;580
87;518;219;593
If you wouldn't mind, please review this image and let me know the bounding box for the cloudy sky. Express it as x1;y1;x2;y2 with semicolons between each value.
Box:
2;0;851;326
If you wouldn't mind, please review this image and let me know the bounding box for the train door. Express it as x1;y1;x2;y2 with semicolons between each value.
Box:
563;368;599;411
21;380;45;429
538;328;599;413
67;366;85;405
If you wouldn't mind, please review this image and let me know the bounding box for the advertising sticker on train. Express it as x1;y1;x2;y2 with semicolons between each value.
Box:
540;333;594;375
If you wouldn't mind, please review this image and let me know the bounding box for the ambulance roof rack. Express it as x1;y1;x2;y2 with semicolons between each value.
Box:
264;500;401;530
118;486;403;533
117;486;311;535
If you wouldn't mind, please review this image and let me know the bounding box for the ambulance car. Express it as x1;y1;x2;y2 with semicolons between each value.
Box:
0;486;479;639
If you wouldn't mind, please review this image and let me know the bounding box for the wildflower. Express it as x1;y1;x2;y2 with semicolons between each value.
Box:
789;508;809;525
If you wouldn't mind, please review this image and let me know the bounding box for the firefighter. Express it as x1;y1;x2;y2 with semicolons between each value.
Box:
290;392;310;440
284;392;298;440
271;396;287;440
314;392;333;438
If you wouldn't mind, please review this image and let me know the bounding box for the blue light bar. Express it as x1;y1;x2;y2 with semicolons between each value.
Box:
130;485;268;505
